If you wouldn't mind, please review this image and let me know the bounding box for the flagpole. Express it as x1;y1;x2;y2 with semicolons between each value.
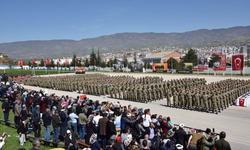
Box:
231;55;232;77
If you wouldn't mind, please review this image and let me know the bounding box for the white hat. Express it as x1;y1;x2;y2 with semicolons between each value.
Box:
67;130;71;134
127;113;131;117
179;123;185;128
176;144;183;149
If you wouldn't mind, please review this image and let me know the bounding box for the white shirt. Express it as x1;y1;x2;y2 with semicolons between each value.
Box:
69;113;79;124
142;114;152;127
93;115;103;127
0;141;5;149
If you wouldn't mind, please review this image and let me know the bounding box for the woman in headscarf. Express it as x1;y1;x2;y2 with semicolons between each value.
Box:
90;133;100;150
85;114;95;145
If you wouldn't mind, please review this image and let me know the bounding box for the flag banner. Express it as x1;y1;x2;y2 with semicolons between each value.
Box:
2;59;5;63
18;61;21;66
232;55;244;71
65;60;69;65
59;59;61;62
33;59;36;63
20;60;23;66
46;60;50;65
198;57;208;70
213;55;226;71
94;59;96;64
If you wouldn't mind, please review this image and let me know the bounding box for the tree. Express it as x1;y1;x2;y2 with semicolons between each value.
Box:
147;63;152;69
97;49;101;67
50;59;55;68
107;59;113;67
134;52;137;64
90;47;96;66
40;59;44;67
71;53;77;67
77;59;82;67
122;54;128;67
166;57;178;69
7;58;16;69
183;49;198;65
100;61;107;68
28;61;32;69
113;57;118;64
85;58;89;67
209;53;217;68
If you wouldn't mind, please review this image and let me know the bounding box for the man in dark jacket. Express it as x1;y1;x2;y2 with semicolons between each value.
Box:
173;123;187;147
99;113;108;149
42;108;52;142
17;119;28;146
106;114;116;141
65;130;78;150
32;105;41;138
215;131;231;150
52;110;61;142
60;109;68;137
2;98;10;121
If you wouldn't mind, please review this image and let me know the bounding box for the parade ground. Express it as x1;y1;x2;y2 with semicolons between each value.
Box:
23;72;250;150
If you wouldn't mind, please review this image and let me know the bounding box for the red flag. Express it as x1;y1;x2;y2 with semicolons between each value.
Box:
58;59;61;62
46;60;50;65
21;60;23;66
33;59;36;63
232;55;244;71
2;58;5;63
65;60;69;65
146;59;148;63
18;60;21;66
94;59;96;64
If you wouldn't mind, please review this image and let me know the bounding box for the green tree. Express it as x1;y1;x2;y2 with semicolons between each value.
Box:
107;59;113;67
50;59;55;68
6;58;16;69
40;59;44;67
28;61;32;69
147;63;151;69
100;61;107;68
122;54;128;67
113;57;118;64
166;57;178;69
128;62;131;69
209;53;217;68
85;58;89;67
71;53;77;67
183;49;198;65
77;58;82;67
90;47;97;66
134;52;137;64
97;49;101;67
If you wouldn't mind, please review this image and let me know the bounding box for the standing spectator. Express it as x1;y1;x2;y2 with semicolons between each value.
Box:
114;112;122;136
148;123;154;143
52;110;61;142
140;134;151;148
173;123;187;147
79;109;87;141
60;109;68;137
42;108;52;143
215;131;231;150
106;114;116;141
31;105;41;138
14;100;22;127
161;117;172;137
140;140;149;150
3;74;8;86
69;110;78;134
124;113;139;133
65;130;78;150
186;129;202;150
86;114;95;145
93;111;103;135
29;139;41;150
99;113;108;149
17;119;28;146
202;128;217;150
90;133;100;150
2;98;10;122
121;127;130;149
141;109;151;134
20;105;28;121
167;117;174;132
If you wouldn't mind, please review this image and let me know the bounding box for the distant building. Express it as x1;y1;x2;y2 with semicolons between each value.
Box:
143;51;181;63
240;45;250;59
0;52;7;58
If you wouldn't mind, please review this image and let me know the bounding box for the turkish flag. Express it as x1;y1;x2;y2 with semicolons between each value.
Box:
46;60;50;65
33;59;36;63
239;98;245;107
65;60;69;65
94;59;96;64
58;59;61;62
2;58;5;63
232;55;244;71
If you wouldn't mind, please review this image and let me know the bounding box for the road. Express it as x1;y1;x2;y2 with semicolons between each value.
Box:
23;73;250;150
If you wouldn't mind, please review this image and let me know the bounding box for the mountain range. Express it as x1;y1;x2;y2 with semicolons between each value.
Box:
1;26;250;59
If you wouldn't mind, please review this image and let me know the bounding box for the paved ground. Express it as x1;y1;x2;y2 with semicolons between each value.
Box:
23;73;250;150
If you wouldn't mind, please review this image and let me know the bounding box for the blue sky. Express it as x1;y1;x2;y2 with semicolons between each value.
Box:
0;0;249;43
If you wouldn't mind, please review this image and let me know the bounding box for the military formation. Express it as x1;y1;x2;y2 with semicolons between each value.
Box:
23;74;250;114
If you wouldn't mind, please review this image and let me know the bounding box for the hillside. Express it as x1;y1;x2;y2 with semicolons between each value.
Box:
1;26;250;59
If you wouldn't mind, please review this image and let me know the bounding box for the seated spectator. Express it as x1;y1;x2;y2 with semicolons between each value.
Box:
106;139;115;150
65;130;78;150
0;132;7;150
140;139;149;150
29;139;41;150
215;131;231;150
128;139;141;150
90;133;100;150
202;128;217;150
186;129;202;150
140;134;151;148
